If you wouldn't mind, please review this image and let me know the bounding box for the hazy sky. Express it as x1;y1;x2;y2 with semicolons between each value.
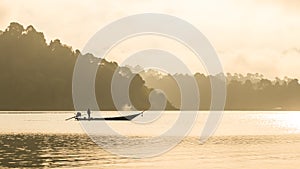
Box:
1;0;300;78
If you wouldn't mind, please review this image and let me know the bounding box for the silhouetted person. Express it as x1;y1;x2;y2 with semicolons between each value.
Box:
75;112;81;120
87;109;91;119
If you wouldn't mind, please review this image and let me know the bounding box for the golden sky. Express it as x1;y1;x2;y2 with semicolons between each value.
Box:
0;0;300;78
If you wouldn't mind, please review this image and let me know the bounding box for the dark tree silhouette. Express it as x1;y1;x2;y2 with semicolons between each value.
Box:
1;22;300;111
0;22;175;111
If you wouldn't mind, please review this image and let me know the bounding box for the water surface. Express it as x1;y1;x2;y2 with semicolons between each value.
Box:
1;111;300;168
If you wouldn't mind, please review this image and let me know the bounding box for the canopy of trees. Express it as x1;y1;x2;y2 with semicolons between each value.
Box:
0;22;299;110
0;22;175;110
140;71;300;110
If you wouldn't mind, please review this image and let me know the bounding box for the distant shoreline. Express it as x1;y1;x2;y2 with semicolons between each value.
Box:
0;110;298;114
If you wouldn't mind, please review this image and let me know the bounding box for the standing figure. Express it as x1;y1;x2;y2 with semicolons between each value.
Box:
87;108;91;119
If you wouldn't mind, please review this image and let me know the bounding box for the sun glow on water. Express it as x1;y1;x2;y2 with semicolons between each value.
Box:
254;112;300;133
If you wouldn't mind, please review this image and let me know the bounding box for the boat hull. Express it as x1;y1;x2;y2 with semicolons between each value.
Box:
75;112;142;121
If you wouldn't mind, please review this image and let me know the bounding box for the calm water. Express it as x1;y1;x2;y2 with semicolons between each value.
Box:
1;111;300;168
